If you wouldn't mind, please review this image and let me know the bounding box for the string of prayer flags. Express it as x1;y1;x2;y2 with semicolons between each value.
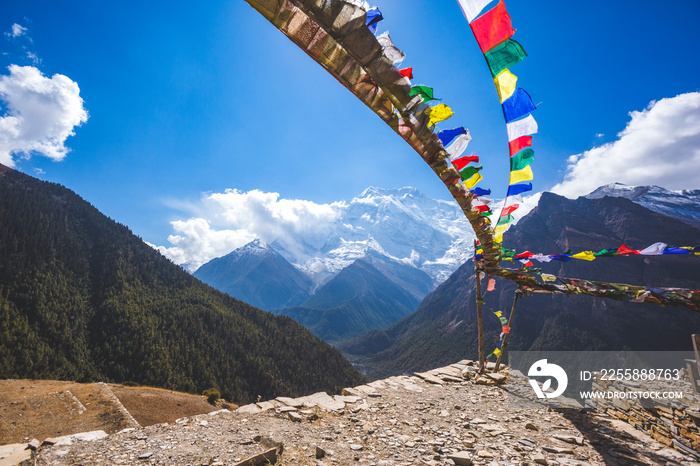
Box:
410;85;439;102
493;311;508;325
376;32;405;64
426;104;455;127
366;7;383;34
469;0;515;53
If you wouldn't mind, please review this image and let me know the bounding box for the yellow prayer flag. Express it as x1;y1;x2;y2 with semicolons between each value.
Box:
493;233;503;243
541;274;556;282
427;103;454;127
463;172;483;189
571;251;596;261
494;69;517;103
509;165;533;185
494;224;508;234
493;348;502;357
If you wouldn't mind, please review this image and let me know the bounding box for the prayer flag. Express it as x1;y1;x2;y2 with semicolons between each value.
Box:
446;133;472;159
426;104;454;126
494;69;517;103
473;204;491;213
469;0;515;53
502;88;536;123
438;127;467;147
571;251;596;261
510;148;534;171
459;165;483;181
513;251;533;259
456;0;493;23
484;39;527;77
506;182;532;197
541;274;556;282
664;247;690;255
366;7;383;34
501;204;519;216
464;172;483;189
493;348;502;357
398;67;413;79
410;85;438;102
549;254;572;262
502;325;511;334
471;187;491;196
452;155;479;171
509;135;532;156
594;248;617;257
639;242;667;256
497;214;514;226
481;210;493;217
377;32;405;64
509;165;533;185
616;244;640;256
506;114;538;141
494;224;508;234
487;278;496;291
532;254;552;263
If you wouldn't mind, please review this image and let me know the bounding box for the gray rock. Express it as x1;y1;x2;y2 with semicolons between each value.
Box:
138;452;154;459
26;439;41;450
316;445;326;459
350;444;363;451
288;411;303;422
447;451;473;465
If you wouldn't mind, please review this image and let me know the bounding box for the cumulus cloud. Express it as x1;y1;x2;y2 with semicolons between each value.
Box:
552;92;700;198
0;65;88;166
155;189;341;271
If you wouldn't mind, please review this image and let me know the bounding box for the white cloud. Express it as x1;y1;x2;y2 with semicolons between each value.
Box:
552;92;700;198
0;65;88;166
6;24;28;38
155;189;341;271
25;51;40;65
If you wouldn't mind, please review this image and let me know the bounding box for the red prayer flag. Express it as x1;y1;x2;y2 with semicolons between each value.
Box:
469;0;515;53
452;155;479;171
501;204;519;216
487;278;496;291
399;67;413;79
502;325;511;334
473;204;491;213
617;244;640;255
509;135;532;156
513;250;533;259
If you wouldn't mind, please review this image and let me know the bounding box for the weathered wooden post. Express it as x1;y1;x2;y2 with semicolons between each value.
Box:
474;240;485;374
494;287;521;372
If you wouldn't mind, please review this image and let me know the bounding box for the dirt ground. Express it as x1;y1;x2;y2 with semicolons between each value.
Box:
0;380;228;445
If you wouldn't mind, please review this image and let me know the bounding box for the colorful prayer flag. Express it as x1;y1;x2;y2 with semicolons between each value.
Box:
446;132;472;159
459;165;483;181
502;88;536;123
494;69;517;103
571;251;596;261
501;204;519;216
506;182;532;197
410;85;438;102
471;187;491;196
509;165;533;184
463;172;483;189
484;39;527;77
616;244;640;256
452;155;480;171
456;0;493;23
366;7;383;34
426;104;454;126
509;135;532;156
497;214;514;225
469;0;515;53
509;148;534;171
639;242;667;256
438;127;467;147
398;67;413;79
506;114;538;141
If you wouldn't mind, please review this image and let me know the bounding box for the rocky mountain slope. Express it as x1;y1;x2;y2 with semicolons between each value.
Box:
193;240;314;310
0;164;364;403
340;192;700;378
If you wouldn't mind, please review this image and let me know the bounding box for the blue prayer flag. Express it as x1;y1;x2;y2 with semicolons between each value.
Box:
366;7;383;34
506;182;532;197
471;187;491;196
438;127;467;147
502;88;536;123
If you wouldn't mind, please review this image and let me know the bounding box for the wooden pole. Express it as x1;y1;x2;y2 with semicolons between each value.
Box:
474;240;485;374
494;288;521;372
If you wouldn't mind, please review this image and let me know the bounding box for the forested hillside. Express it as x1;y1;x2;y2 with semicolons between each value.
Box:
0;165;364;403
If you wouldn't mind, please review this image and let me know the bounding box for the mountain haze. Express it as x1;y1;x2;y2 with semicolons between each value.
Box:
0;165;364;403
341;192;700;379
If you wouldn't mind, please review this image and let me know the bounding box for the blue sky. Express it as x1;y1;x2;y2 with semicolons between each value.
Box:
2;0;699;266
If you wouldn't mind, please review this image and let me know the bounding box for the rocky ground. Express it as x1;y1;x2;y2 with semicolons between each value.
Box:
8;361;700;465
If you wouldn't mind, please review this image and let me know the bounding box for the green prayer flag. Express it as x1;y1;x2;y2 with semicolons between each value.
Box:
484;39;527;77
481;210;493;217
594;248;617;257
497;214;514;226
510;148;534;171
499;316;508;325
459;165;483;181
501;248;516;258
409;85;438;102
